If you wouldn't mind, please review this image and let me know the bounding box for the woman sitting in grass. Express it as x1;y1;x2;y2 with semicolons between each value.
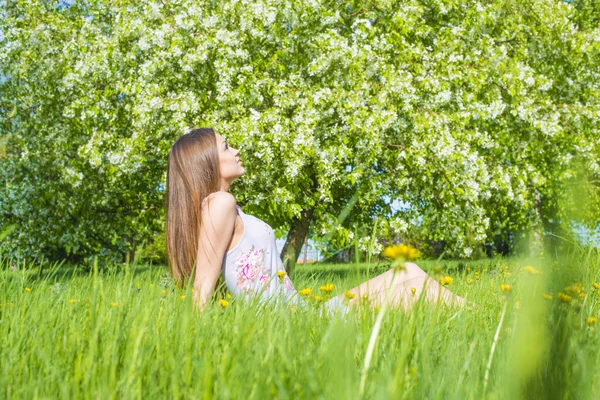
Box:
165;128;466;315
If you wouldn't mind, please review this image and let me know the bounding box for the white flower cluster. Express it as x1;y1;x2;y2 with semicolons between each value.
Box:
357;236;384;256
1;0;598;262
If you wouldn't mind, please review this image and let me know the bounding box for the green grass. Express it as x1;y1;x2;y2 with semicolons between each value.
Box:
2;248;600;399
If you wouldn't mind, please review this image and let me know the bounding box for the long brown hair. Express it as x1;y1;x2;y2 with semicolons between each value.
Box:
166;128;221;287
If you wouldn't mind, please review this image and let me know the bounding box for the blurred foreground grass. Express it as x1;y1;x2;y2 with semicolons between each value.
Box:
2;247;600;399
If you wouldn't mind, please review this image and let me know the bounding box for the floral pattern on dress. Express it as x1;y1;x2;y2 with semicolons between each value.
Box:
282;275;295;292
233;245;271;294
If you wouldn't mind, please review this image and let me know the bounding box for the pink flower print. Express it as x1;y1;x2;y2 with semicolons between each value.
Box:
233;245;269;295
283;275;294;292
259;274;271;292
240;263;257;280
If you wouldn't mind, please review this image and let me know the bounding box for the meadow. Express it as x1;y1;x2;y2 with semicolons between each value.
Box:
2;1;599;399
2;244;600;399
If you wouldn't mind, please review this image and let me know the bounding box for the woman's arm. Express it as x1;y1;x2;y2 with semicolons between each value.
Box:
193;192;237;312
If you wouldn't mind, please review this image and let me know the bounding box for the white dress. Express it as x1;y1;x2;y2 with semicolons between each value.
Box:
202;195;349;316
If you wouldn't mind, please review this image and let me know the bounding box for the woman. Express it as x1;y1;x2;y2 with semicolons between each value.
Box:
166;128;466;315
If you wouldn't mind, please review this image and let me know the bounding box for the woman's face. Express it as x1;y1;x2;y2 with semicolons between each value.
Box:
216;132;244;184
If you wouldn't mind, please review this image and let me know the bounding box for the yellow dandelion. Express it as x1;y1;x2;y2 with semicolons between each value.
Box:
111;302;119;307
25;287;31;292
522;266;540;275
557;292;572;304
593;283;600;290
382;244;421;260
161;289;167;296
467;279;473;285
226;293;232;299
320;283;335;293
439;276;453;286
180;295;186;301
277;271;286;279
344;291;355;299
149;283;154;288
588;317;597;325
314;295;324;303
501;284;512;293
374;305;381;312
579;292;587;300
565;283;584;296
69;299;78;304
543;294;553;300
410;287;417;295
299;288;313;296
219;299;230;307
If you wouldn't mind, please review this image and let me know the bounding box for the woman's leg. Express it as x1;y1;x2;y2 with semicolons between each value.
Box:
340;262;428;300
334;263;466;310
368;276;466;310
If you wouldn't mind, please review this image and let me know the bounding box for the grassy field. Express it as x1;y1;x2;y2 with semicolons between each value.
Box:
2;246;600;399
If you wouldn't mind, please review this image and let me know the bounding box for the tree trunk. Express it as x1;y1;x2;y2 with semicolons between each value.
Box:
303;236;309;265
281;171;318;276
281;206;315;276
122;240;136;265
129;247;136;265
530;189;545;257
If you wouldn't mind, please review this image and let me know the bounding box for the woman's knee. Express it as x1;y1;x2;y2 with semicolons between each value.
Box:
399;276;430;291
403;262;428;278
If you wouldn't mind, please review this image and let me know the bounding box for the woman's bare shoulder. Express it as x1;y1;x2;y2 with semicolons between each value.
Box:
201;192;237;218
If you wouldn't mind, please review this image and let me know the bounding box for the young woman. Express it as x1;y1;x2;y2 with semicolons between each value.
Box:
166;128;466;315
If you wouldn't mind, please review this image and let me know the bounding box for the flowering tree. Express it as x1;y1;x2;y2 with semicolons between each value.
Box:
0;0;598;267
